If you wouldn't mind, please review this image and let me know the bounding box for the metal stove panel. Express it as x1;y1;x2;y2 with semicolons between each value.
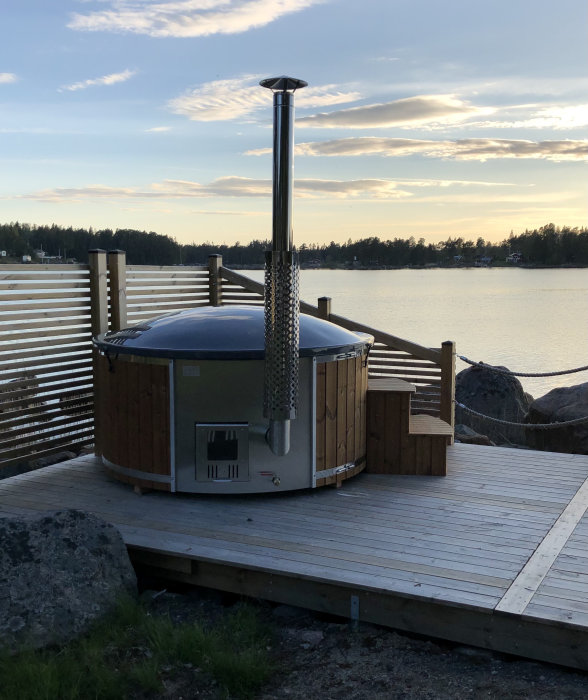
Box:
173;358;314;494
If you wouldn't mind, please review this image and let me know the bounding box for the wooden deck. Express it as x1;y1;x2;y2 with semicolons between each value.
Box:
2;443;588;670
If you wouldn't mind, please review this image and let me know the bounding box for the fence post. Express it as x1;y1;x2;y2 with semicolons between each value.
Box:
318;296;331;321
208;254;223;306
88;249;108;458
108;249;127;331
89;250;108;336
440;340;456;442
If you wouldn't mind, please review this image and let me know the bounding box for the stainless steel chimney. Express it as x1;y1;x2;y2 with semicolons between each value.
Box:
260;76;307;456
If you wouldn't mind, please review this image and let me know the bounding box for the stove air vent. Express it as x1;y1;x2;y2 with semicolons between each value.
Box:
195;423;249;482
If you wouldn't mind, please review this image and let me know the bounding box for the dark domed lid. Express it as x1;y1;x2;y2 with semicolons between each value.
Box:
93;305;372;360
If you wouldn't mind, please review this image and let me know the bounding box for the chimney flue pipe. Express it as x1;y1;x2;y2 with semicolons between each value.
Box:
260;76;307;456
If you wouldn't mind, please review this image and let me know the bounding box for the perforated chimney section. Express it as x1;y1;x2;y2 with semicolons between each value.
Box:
260;76;307;456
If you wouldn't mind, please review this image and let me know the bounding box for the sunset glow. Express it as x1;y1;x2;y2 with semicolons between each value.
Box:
1;1;586;245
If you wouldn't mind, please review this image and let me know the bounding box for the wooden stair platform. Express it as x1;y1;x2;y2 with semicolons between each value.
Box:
409;414;454;436
367;377;453;475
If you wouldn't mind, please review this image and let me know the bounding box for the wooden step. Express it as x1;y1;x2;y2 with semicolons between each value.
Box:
409;414;453;437
368;377;416;393
366;378;453;476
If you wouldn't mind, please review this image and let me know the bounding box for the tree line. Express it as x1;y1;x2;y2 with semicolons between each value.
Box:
0;222;587;268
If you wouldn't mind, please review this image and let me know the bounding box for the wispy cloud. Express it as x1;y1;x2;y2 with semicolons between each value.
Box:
469;105;588;131
13;175;519;203
250;136;588;162
0;73;17;84
59;68;136;92
168;75;360;122
296;94;490;129
145;126;172;132
68;0;324;38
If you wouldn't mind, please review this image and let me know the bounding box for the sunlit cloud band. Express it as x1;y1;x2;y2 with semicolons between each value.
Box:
168;76;360;121
246;137;588;162
13;176;522;203
296;94;491;128
68;0;324;38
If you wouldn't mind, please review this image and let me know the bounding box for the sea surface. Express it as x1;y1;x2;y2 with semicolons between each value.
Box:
243;268;588;400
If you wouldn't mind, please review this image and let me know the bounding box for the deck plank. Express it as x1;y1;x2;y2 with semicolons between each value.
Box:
495;475;588;615
2;443;588;670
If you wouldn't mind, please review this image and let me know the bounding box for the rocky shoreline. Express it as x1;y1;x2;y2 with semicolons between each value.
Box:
455;364;588;455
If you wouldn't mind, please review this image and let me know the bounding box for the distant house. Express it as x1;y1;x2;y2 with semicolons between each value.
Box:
22;255;32;263
506;252;523;264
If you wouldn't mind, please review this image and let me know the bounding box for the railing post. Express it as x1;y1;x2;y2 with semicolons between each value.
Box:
88;249;108;458
88;250;108;336
208;254;223;306
108;249;127;331
440;340;456;442
318;296;331;321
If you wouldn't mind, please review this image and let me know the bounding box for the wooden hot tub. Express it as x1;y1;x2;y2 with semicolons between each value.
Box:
94;305;372;494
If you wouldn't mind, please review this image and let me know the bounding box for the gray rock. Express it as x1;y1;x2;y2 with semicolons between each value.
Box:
526;382;588;454
455;364;532;446
0;509;136;652
454;424;495;446
297;630;324;648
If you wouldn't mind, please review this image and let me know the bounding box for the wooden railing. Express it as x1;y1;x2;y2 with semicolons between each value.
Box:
216;262;455;427
0;250;455;473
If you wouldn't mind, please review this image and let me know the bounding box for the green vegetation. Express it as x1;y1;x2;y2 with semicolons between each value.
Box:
0;595;273;700
1;221;587;267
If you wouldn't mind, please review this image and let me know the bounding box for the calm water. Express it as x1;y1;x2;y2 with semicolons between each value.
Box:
245;268;588;399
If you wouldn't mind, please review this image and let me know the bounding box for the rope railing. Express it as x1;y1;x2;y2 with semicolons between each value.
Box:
455;400;588;429
458;355;588;378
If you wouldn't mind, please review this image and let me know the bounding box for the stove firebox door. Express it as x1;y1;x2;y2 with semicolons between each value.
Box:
195;423;250;482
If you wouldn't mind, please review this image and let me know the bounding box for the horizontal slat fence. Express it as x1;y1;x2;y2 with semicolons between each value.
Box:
125;265;210;324
1;251;454;475
0;265;95;471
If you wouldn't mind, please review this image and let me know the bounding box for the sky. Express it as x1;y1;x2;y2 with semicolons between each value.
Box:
1;0;587;247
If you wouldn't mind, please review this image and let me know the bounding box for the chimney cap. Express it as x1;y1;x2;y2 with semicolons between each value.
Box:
260;76;307;92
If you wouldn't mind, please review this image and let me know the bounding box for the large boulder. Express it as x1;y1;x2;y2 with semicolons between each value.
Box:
0;509;137;652
455;364;533;446
526;382;588;454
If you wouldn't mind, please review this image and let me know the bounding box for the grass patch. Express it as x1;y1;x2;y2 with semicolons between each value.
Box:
0;595;273;700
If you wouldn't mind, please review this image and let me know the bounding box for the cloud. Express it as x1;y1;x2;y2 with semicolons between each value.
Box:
59;68;136;92
13;175;522;204
263;136;588;162
11;177;408;201
68;0;324;38
168;75;360;122
469;105;588;131
0;73;17;84
296;94;490;129
145;126;172;132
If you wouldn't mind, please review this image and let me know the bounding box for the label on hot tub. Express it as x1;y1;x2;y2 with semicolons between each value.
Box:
182;365;200;377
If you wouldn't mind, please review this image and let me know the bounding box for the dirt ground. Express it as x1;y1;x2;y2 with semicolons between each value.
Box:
142;586;588;700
